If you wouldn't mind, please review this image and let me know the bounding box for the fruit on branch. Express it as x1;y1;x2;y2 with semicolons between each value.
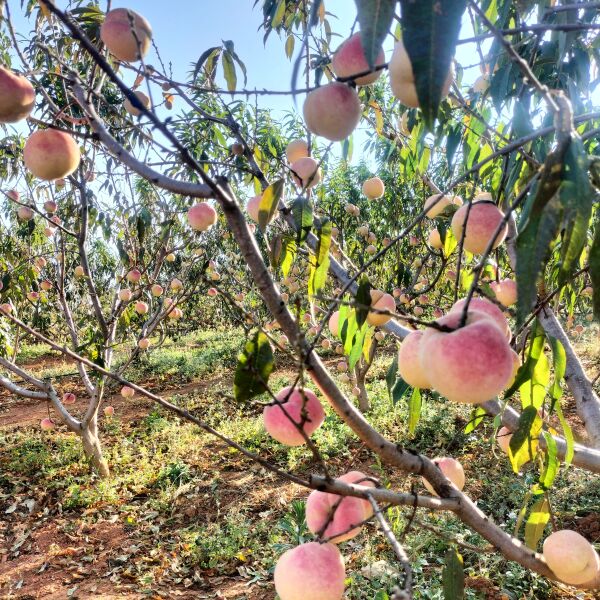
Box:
50;215;62;226
188;202;217;231
473;75;490;94
543;530;600;586
119;289;132;302
398;330;433;389
357;225;369;237
451;202;508;254
168;306;183;320
100;8;152;62
422;456;465;495
62;392;76;405
210;272;220;281
424;193;463;218
170;278;183;292
104;405;115;417
74;265;85;278
420;310;514;404
305;470;375;542
124;90;151;116
121;385;135;398
366;290;396;327
366;244;377;255
344;202;360;216
126;268;142;283
138;337;150;349
231;142;244;156
428;229;443;250
17;206;34;221
490;278;517;307
389;40;453;108
290;157;322;189
165;252;176;262
27;291;40;302
263;386;325;446
331;32;385;86
362;177;384;200
35;257;47;269
0;67;35;123
337;360;348;372
151;284;163;297
40;280;52;291
375;331;385;342
413;306;424;316
0;303;12;314
23;130;81;180
329;311;340;337
274;542;345;600
40;417;55;431
496;426;512;454
399;111;411;135
207;287;217;297
285;139;309;163
135;301;148;314
450;297;511;339
303;82;361;141
44;200;57;213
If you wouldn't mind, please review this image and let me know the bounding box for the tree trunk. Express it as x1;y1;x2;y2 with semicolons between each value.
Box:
81;421;110;478
354;364;370;412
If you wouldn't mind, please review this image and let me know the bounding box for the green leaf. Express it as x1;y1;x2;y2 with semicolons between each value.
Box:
233;331;274;402
508;405;542;473
442;547;464;600
408;387;422;435
348;321;368;370
524;496;550;551
308;221;332;298
271;0;286;28
547;335;566;408
280;237;297;278
400;0;467;129
464;406;487;434
392;377;411;405
589;216;600;320
554;400;574;467
291;196;314;244
504;320;545;399
385;352;398;399
539;432;559;490
193;46;221;80
354;0;395;69
285;34;295;60
355;276;372;328
221;49;237;92
258;179;284;231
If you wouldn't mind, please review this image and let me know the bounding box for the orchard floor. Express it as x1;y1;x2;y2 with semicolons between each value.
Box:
0;327;599;600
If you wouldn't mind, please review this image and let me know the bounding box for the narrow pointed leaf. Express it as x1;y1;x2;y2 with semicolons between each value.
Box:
233;331;274;402
258;179;284;231
355;0;395;69
524;496;550;550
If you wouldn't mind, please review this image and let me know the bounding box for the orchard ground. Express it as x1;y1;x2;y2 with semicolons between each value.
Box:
0;325;598;600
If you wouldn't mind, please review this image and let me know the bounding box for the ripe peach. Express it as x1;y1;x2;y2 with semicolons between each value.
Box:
35;257;47;269
74;265;85;278
362;177;384;199
263;386;325;446
285;139;309;163
138;337;150;349
473;75;489;94
126;268;141;283
165;252;176;262
428;229;443;249
104;405;115;417
121;385;135;398
100;8;152;62
424;194;462;218
366;244;377;255
0;67;35;123
0;303;12;314
420;310;514;404
168;307;183;319
170;278;183;292
40;417;55;431
398;330;432;389
450;297;510;339
496;426;512;454
44;200;57;213
27;291;39;302
274;542;345;600
331;32;385;85
490;278;517;307
135;301;148;314
151;284;163;297
306;470;375;542
290;157;322;189
40;279;52;291
543;530;600;586
451;202;507;254
62;392;76;405
207;287;218;297
24;129;81;181
17;206;34;221
188;203;217;231
367;290;395;327
124;90;151;116
389;40;453;107
119;288;132;302
422;456;465;495
303;82;361;141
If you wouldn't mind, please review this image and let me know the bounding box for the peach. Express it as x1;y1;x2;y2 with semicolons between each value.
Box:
246;194;276;223
367;290;395;327
119;288;132;302
17;206;34;221
138;337;150;349
124;90;151;116
375;331;385;342
419;310;514;404
451;202;507;254
104;405;115;417
7;190;19;201
35;257;47;269
168;307;183;320
24;130;81;180
165;252;176;262
100;8;152;62
0;67;35;123
306;470;375;542
366;244;377;255
450;297;510;339
290;157;322;189
44;200;57;213
27;291;39;302
135;301;148;314
274;542;345;600
62;392;76;405
424;194;463;218
331;32;385;85
398;330;432;389
263;386;325;446
40;279;52;291
44;226;55;237
473;75;489;94
151;284;163;297
490;278;517;307
428;229;443;249
74;265;85;278
0;303;12;314
170;278;183;292
207;287;218;297
496;426;512;454
389;40;453;107
286;139;309;163
188;203;217;231
543;530;600;586
362;177;384;199
231;142;244;156
303;82;361;141
121;385;135;398
126;268;141;283
40;417;55;431
422;456;465;495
